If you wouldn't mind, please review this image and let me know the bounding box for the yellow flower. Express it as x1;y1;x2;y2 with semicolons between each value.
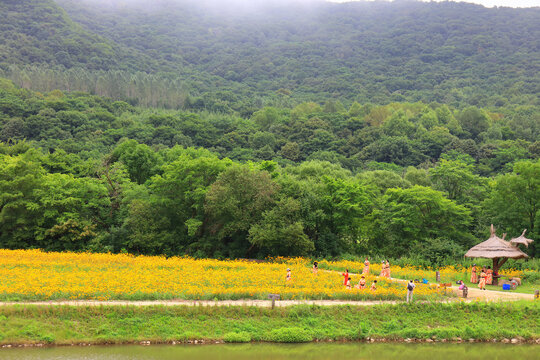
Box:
0;250;469;301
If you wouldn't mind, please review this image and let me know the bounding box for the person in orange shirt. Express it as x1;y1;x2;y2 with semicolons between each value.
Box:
486;266;493;285
470;264;478;284
478;268;487;290
355;276;366;289
385;260;391;278
312;261;318;275
363;258;370;275
370;280;377;291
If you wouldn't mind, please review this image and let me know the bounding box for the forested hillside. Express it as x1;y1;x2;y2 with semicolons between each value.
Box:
1;0;539;111
1;80;538;261
0;0;539;262
0;0;156;71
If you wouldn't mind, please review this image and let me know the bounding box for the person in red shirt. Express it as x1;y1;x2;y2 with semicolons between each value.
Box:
342;269;349;287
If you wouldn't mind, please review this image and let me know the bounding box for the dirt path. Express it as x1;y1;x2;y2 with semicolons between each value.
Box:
449;286;534;301
0;289;533;307
386;276;534;301
0;299;402;307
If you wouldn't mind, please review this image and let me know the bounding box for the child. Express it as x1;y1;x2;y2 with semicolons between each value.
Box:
478;268;487;290
286;268;292;283
370;280;377;291
342;269;349;287
346;277;352;289
356;276;366;289
312;261;318;275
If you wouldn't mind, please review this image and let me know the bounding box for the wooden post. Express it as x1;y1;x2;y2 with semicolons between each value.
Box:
436;271;440;283
268;294;280;309
493;257;509;286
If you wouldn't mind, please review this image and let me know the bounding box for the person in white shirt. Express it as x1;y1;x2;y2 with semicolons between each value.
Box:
406;280;415;303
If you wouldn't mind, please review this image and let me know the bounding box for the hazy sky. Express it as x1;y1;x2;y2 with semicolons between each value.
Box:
331;0;540;8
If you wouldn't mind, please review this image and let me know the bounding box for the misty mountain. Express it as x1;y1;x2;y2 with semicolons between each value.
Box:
1;0;539;109
0;0;164;72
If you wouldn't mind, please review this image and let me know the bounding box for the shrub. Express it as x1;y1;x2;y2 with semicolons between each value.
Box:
266;327;313;343
223;332;252;343
39;333;56;343
521;271;540;283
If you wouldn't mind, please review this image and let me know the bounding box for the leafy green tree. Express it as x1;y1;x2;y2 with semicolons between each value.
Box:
112;140;160;184
132;148;232;254
0;150;45;248
404;166;431;187
382;111;416;138
430;158;487;205
482;160;539;255
251;107;280;131
0;150;109;250
34;173;109;250
280;141;301;161
458;107;490;139
248;197;313;256
357;170;410;194
204;164;279;256
377;186;472;257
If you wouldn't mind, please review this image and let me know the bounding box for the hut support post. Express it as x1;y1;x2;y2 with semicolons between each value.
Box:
492;257;508;286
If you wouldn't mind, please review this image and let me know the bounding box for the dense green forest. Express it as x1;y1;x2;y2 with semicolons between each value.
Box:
1;79;538;262
0;0;538;262
1;0;539;111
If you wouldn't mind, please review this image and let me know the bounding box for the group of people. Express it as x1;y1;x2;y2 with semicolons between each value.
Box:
362;258;391;278
342;268;378;291
470;264;494;290
286;259;416;302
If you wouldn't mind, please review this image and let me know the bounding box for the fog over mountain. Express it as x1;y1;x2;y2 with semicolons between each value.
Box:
1;0;539;109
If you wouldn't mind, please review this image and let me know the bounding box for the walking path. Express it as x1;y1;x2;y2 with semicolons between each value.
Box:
0;288;533;307
0;299;401;307
386;275;534;301
449;286;534;301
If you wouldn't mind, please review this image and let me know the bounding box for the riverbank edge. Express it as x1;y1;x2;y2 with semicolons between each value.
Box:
1;337;540;349
0;302;538;347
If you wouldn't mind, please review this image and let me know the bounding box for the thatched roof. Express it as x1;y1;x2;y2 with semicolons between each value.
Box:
465;225;529;259
509;229;534;248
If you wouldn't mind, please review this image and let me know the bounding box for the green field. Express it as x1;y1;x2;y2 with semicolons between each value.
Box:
0;302;537;345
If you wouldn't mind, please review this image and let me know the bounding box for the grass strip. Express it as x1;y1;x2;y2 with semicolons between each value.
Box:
0;301;538;345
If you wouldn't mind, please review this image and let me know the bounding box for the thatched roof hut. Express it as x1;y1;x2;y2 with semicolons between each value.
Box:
509;229;534;248
465;225;528;285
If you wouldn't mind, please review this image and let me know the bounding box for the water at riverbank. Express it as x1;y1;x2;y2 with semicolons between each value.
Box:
0;343;537;360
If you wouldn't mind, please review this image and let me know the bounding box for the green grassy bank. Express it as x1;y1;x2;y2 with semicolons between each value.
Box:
0;302;538;346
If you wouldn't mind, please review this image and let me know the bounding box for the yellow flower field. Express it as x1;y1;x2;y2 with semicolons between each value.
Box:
0;249;448;301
